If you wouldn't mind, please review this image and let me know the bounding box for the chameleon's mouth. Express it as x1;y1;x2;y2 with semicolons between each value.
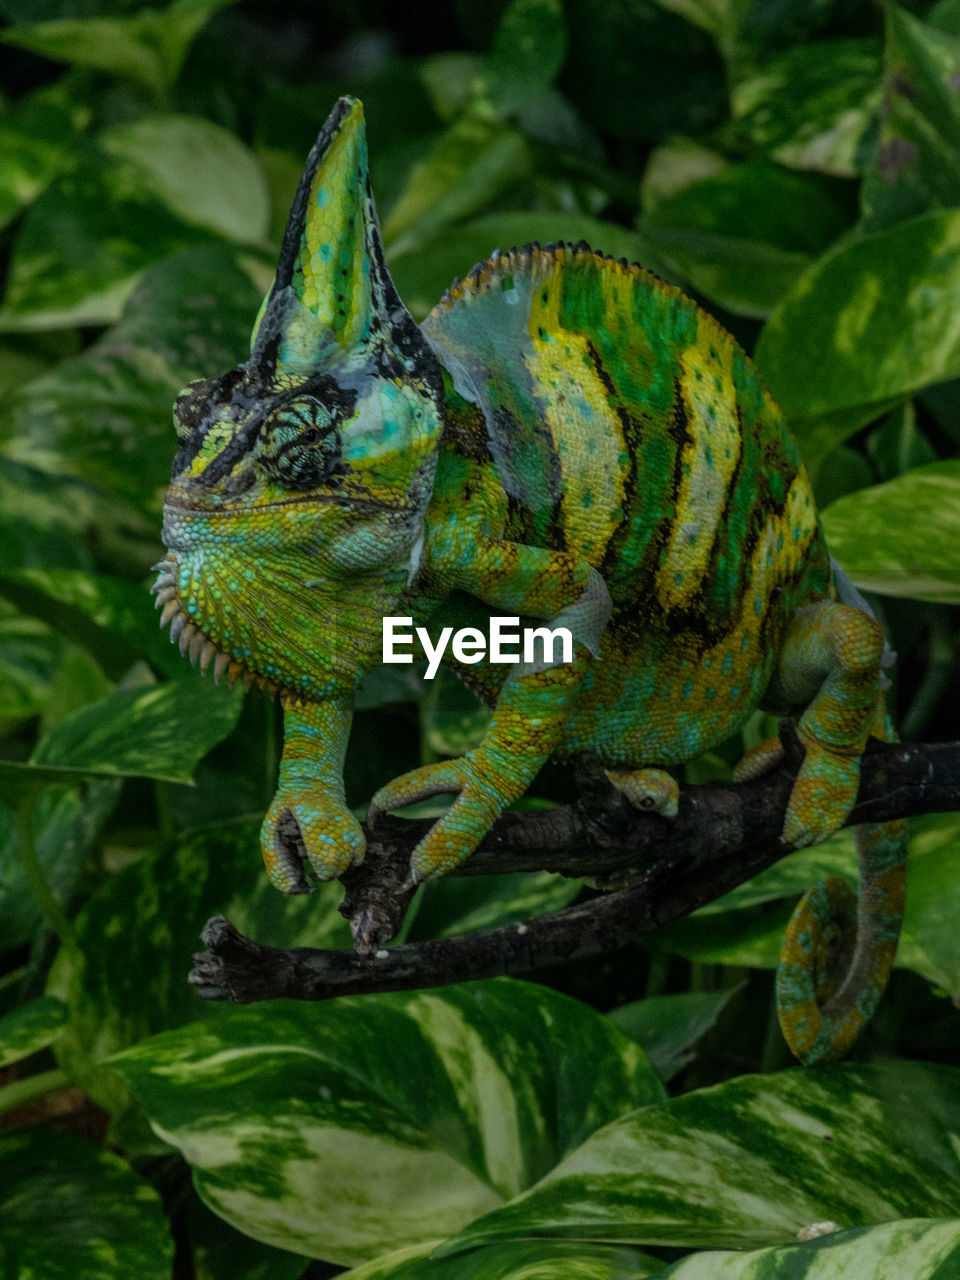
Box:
150;554;305;705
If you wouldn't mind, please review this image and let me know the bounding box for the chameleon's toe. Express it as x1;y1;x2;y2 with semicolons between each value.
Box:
782;737;859;847
370;757;505;883
732;735;785;783
606;766;679;817
261;790;365;893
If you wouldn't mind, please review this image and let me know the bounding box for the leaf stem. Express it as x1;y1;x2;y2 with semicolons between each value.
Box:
0;1067;70;1117
14;796;73;943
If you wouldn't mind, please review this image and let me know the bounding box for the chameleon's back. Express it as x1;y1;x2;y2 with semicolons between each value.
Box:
422;243;833;762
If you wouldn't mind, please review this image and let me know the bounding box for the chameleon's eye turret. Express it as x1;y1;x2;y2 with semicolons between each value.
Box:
173;376;219;444
259;396;341;490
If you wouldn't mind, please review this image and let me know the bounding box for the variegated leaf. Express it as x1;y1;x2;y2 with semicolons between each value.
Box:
0;995;66;1068
341;1238;665;1280
110;980;665;1266
436;1061;960;1256
656;1218;960;1278
0;1128;173;1279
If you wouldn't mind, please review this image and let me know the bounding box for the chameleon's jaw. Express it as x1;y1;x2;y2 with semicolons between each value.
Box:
150;553;307;705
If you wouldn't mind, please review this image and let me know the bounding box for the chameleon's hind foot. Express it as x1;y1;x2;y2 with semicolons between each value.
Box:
732;735;785;782
260;790;365;893
369;755;512;884
606;766;679;817
782;733;860;848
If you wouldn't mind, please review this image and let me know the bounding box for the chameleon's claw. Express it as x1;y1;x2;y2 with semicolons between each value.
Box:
369;757;505;881
260;789;365;892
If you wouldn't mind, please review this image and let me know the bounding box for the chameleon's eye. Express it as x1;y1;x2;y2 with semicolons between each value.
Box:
259;396;341;489
172;377;218;444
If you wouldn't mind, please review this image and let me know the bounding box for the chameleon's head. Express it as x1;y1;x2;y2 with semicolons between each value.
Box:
157;97;444;701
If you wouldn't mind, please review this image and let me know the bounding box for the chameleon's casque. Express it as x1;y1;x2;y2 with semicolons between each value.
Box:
157;96;907;1065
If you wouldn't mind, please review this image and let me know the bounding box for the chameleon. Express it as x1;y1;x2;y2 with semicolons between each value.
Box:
155;96;907;1064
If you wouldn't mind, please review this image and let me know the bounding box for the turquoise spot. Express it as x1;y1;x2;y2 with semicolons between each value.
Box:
582;491;593;509
754;597;763;615
729;685;740;700
721;652;733;674
320;243;331;261
682;679;693;699
741;633;750;652
705;687;715;700
316;186;328;208
340;249;352;268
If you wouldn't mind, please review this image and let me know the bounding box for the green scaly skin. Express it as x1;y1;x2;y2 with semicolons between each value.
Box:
155;97;907;1064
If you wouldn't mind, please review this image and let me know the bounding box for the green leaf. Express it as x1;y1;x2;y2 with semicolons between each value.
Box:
99;114;270;244
0;82;88;233
608;985;745;1082
656;1218;960;1278
1;0;235;96
0;995;67;1068
641;139;728;213
340;1238;665;1280
641;161;849;317
0;567;189;680
861;7;960;231
0;602;68;727
0;780;120;952
382;115;530;257
31;675;243;783
732;40;881;177
110;981;665;1265
755;209;960;420
0;245;262;510
821;460;960;601
438;1061;960;1255
46;816;351;1123
407;871;581;942
892;812;960;999
0;1128;173;1279
480;0;567;118
391;212;674;321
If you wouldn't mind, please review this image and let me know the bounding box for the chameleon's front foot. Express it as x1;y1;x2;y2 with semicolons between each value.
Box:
260;788;365;893
732;731;858;847
368;756;512;886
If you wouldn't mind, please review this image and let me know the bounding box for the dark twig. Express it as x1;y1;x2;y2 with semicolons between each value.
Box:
190;737;960;1004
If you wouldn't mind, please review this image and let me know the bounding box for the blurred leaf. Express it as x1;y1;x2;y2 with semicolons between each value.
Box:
407;871;581;942
866;399;937;480
789;397;905;477
46;815;351;1122
641;161;848;316
732;39;880;177
641;138;728;212
821;460;960;601
111;981;664;1265
608;985;745;1081
755;209;960;420
392;211;674;320
895;812;960;998
32;675;243;783
423;665;491;756
0;1128;173;1279
0;568;190;680
861;7;960;231
655;1219;960;1278
0;780;121;953
563;0;726;142
341;1238;665;1280
0;995;67;1068
0;245;262;510
99;114;270;243
480;0;567;118
382;115;530;257
1;0;235;96
187;1191;306;1280
438;1061;960;1255
0;81;88;233
0;603;68;727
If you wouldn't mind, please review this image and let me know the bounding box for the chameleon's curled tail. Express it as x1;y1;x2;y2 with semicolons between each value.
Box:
776;811;907;1065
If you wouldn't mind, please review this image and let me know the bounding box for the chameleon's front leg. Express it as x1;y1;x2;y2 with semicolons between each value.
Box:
261;694;365;893
369;536;611;884
369;658;586;883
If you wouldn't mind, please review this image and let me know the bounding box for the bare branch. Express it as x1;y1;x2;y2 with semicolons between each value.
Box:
189;737;960;1004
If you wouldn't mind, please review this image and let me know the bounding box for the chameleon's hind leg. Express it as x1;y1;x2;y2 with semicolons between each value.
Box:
736;601;908;1063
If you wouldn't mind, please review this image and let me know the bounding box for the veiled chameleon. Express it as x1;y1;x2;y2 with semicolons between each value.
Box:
156;98;906;1064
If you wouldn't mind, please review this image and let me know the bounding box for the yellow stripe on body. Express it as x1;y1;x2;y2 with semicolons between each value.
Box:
525;268;627;561
656;328;741;608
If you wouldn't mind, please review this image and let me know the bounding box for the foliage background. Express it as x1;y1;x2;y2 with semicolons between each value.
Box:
0;1;959;1277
